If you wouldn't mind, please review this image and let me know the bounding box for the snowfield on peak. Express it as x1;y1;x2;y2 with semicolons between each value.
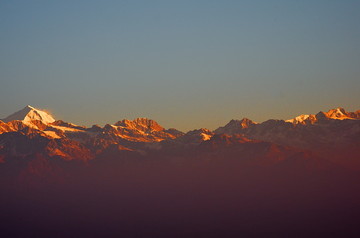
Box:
2;105;55;125
285;114;317;124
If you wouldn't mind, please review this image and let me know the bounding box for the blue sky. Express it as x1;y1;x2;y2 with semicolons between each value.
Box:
1;0;359;131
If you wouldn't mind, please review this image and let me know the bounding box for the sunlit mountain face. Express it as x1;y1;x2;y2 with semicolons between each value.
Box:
1;106;360;237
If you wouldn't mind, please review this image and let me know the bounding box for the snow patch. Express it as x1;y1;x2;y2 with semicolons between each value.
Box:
201;133;212;141
43;131;61;139
51;125;84;132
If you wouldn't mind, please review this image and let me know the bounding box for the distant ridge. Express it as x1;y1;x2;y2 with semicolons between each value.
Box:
285;107;360;124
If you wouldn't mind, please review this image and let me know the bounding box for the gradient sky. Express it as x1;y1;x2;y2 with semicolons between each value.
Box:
1;0;359;131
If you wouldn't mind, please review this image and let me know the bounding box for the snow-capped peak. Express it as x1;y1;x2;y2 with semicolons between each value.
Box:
2;105;56;125
325;107;349;119
285;114;318;124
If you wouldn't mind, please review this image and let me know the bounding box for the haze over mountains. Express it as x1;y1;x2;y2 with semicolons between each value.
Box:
1;105;360;237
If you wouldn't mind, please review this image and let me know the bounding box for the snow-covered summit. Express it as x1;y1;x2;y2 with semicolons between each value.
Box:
2;105;56;125
325;107;352;120
285;114;317;124
286;107;359;124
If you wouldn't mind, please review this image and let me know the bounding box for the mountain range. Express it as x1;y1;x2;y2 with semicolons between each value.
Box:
1;105;360;237
1;105;359;166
